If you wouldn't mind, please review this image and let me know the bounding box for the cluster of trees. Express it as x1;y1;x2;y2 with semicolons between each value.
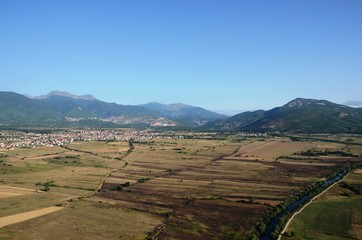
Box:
340;182;362;195
248;162;362;240
276;155;319;161
111;181;130;192
127;141;134;155
137;178;150;183
0;153;7;164
289;135;362;146
300;149;358;157
48;155;81;165
276;147;360;161
35;180;56;192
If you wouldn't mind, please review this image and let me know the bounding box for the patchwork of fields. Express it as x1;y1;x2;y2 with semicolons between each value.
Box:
0;133;361;239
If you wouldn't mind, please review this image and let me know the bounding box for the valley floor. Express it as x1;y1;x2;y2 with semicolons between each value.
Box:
0;132;361;239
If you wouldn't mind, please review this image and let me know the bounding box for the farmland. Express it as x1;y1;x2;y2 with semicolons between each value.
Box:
0;131;361;239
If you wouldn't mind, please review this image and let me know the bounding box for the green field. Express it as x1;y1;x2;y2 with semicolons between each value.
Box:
283;170;362;240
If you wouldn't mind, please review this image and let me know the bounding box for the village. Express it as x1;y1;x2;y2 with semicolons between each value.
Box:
0;129;184;150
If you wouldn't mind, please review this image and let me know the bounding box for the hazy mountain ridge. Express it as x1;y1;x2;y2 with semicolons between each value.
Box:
40;95;158;119
204;110;266;131
28;91;96;101
139;102;227;125
344;100;362;108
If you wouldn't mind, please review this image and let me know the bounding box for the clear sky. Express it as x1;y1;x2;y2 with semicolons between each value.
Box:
1;0;361;111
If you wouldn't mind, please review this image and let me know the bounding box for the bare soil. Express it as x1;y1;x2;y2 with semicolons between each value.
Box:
0;206;63;228
0;186;36;199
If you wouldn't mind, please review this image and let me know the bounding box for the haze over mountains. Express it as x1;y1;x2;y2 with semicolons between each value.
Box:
29;91;96;101
0;91;361;133
139;102;227;125
344;101;362;108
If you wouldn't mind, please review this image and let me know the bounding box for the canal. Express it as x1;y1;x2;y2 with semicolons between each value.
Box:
260;173;345;240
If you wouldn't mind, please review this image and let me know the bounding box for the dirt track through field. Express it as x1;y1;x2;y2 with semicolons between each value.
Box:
0;206;63;228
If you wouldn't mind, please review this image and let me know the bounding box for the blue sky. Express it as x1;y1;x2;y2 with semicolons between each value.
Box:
1;0;361;111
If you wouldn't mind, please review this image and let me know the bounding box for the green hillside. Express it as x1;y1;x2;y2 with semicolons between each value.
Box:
204;98;362;134
0;91;160;127
0;92;63;126
247;98;362;133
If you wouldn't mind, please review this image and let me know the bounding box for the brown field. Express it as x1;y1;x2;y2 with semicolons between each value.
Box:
96;137;361;239
229;139;315;160
0;134;361;239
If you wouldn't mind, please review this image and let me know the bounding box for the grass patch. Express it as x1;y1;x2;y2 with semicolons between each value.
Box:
286;169;362;240
289;199;354;238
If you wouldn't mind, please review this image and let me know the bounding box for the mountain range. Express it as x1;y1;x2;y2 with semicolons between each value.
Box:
0;91;225;127
0;91;361;133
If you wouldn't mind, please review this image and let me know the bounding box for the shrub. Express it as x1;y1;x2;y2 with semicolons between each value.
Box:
121;181;130;187
137;178;150;183
111;185;123;191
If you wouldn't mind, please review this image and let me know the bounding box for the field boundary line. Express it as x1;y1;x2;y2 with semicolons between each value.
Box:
278;172;350;240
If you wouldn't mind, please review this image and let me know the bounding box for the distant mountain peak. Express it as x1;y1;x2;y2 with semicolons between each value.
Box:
284;98;330;109
32;91;96;101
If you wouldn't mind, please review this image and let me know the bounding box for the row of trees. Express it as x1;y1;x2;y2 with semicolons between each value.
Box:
300;149;358;157
340;182;362;195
